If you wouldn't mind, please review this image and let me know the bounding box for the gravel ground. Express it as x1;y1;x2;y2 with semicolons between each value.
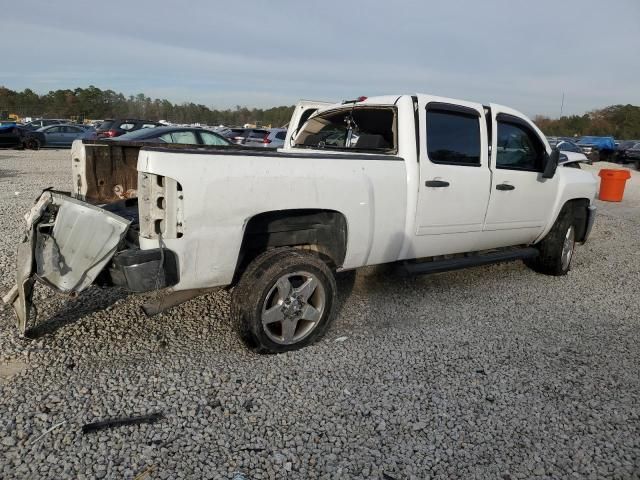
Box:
0;149;639;479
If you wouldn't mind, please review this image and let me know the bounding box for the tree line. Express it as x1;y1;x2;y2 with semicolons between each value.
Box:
1;86;639;137
0;86;295;127
534;104;640;139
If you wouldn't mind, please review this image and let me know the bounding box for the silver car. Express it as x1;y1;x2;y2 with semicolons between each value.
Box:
243;128;288;148
37;124;87;148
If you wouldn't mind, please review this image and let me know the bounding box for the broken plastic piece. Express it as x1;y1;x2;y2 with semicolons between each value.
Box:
82;412;163;434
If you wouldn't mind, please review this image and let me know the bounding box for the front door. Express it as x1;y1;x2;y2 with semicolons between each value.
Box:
412;96;492;258
483;105;558;245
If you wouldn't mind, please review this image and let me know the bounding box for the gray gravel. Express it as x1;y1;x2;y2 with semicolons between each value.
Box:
1;149;639;479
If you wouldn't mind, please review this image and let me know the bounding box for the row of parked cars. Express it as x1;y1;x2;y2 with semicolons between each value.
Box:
547;135;640;168
0;117;290;150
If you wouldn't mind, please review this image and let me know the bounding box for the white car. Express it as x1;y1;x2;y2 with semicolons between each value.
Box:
557;140;590;165
4;94;598;353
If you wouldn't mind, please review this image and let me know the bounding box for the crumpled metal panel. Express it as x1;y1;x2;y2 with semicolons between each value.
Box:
2;191;131;334
34;193;131;293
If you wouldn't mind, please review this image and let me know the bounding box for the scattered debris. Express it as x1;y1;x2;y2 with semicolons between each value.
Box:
232;472;248;480
242;398;254;412
475;368;486;375
239;446;266;452
133;465;156;480
0;358;29;384
334;336;348;343
30;420;67;445
82;412;163;434
154;433;185;448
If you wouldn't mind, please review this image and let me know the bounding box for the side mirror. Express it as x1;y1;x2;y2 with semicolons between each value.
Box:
542;148;559;179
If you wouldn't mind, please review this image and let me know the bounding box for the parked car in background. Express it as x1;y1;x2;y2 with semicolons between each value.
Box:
0;123;22;148
576;136;616;161
109;126;230;145
241;128;288;148
615;140;639;163
625;143;640;169
96;119;161;138
556;140;590;165
37;124;88;148
22;119;67;130
223;128;270;145
0;123;45;150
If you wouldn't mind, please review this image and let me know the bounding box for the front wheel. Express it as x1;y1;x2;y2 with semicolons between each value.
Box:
525;205;576;276
231;248;337;353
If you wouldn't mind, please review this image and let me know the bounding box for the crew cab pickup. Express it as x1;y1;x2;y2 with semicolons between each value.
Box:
3;94;598;353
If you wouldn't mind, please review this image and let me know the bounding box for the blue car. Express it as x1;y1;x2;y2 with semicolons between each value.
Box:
37;124;88;148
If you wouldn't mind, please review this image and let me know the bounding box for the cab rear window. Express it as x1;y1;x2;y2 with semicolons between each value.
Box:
294;106;397;152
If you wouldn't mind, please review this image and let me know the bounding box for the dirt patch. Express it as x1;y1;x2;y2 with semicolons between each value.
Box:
0;357;28;384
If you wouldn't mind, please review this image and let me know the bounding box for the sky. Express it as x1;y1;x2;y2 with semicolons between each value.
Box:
2;0;639;117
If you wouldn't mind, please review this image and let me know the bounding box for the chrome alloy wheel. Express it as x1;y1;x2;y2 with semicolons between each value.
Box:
261;271;326;345
561;225;575;271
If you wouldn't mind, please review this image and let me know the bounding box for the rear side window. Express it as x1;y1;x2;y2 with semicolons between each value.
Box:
168;131;198;144
426;108;481;166
98;121;113;130
275;131;286;140
294;107;396;152
200;131;228;146
496;119;545;171
141;123;157;129
119;122;136;131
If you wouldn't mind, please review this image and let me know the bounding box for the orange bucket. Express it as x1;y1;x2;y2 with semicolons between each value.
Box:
598;169;631;202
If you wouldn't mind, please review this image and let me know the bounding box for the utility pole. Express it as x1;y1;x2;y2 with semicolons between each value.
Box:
560;93;565;118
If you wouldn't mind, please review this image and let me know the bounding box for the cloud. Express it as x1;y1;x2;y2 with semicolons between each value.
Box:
2;0;639;115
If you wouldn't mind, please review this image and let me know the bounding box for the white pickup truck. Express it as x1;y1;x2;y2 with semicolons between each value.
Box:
3;94;597;353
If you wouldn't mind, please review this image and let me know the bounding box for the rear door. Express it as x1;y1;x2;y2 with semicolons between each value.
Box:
412;95;492;257
483;104;557;244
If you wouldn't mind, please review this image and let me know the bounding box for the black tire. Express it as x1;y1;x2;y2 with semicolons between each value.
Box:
26;138;41;150
231;248;337;353
524;204;576;276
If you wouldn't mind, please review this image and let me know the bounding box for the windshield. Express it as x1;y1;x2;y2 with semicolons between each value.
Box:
294;106;397;152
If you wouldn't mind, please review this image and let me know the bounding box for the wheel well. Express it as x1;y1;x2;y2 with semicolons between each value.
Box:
564;198;590;242
233;209;348;283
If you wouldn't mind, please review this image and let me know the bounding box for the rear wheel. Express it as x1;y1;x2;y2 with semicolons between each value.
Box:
231;248;337;353
25;138;41;150
525;205;576;276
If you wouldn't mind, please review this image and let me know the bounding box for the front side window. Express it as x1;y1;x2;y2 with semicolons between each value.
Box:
46;126;62;133
294;107;396;152
496;119;544;171
426;108;481;166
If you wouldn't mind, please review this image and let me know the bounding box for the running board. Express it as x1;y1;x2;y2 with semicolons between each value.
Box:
400;247;539;276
